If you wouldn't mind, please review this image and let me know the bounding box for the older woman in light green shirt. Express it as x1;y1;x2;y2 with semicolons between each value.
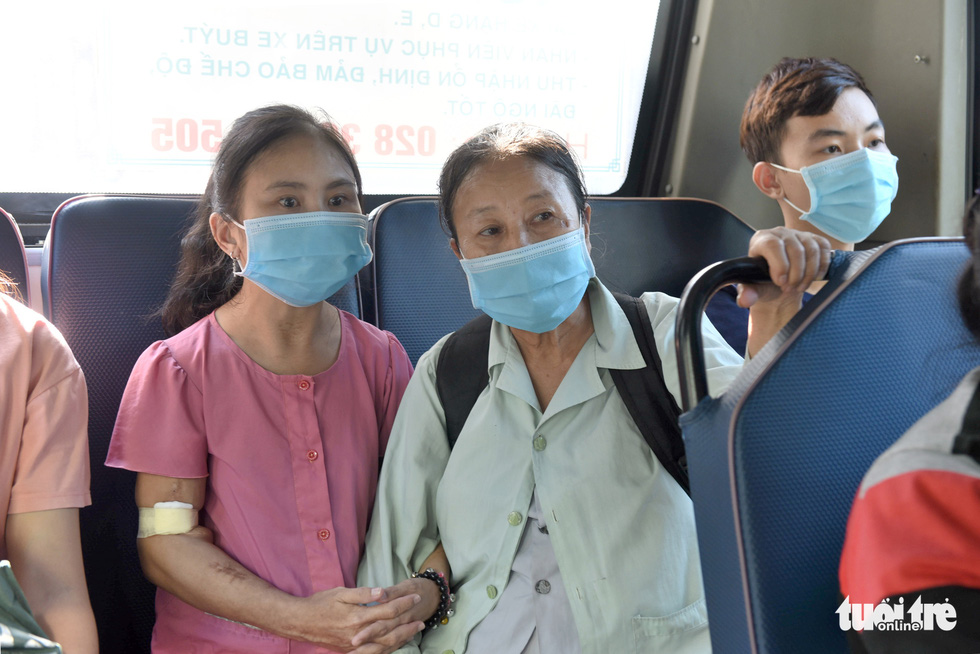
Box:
358;123;831;654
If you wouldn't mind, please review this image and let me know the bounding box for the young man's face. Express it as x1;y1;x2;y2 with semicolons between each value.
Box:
766;87;889;246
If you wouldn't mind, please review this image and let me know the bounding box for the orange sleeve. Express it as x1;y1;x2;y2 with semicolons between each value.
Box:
9;327;90;514
840;469;980;604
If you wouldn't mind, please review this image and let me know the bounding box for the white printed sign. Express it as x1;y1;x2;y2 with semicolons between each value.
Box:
0;1;660;195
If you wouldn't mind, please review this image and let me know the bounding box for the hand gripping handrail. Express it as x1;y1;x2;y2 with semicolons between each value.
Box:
674;256;771;412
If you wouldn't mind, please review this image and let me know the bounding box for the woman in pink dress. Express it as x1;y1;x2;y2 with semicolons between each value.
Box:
107;105;441;653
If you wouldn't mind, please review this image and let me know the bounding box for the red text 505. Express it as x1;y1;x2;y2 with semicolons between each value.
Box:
151;118;223;153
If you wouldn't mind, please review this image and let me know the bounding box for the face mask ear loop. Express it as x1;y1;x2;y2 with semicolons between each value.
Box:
224;215;247;276
766;162;809;217
782;196;809;217
768;161;800;174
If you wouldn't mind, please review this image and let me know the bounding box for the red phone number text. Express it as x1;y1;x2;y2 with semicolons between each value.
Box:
150;119;438;157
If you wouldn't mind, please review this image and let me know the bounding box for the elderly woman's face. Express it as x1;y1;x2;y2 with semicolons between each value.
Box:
451;156;589;260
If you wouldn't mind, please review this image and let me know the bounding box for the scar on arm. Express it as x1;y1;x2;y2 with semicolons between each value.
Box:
208;560;249;583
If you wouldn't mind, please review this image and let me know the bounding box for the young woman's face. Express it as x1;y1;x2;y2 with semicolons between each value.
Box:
237;131;361;222
450;155;589;260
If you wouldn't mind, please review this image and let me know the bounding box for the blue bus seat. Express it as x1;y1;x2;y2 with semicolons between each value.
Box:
589;197;755;298
369;196;754;364
677;238;980;654
0;205;30;304
43;195;197;653
42;194;360;653
369;197;478;365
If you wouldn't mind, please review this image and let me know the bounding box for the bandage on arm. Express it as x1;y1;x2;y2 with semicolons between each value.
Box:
138;501;198;538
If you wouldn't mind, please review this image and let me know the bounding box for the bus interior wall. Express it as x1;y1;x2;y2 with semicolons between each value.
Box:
664;0;972;243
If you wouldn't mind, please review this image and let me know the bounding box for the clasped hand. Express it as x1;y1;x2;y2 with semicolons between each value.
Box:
288;577;439;654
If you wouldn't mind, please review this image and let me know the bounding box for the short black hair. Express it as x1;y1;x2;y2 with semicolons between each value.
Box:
740;57;875;165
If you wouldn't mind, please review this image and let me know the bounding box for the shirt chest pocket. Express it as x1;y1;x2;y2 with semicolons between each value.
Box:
631;597;709;654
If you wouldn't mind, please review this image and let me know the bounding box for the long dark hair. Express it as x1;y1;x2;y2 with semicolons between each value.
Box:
958;193;980;339
160;105;362;336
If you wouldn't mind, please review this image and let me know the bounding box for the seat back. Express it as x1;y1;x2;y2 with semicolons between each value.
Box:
589;197;755;297
680;238;980;654
369;197;477;364
43;195;360;653
44;195;196;652
370;196;754;363
0;206;29;304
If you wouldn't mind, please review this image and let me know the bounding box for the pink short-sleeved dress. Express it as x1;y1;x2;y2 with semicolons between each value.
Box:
106;309;412;653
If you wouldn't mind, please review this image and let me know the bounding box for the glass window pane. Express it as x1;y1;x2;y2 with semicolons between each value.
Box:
0;1;661;195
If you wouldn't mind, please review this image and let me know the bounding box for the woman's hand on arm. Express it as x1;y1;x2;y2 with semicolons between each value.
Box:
285;586;424;653
135;473;423;652
351;542;452;650
739;227;832;357
5;508;99;654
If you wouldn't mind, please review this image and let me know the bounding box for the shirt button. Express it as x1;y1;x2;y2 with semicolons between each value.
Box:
535;579;552;594
486;585;498;599
298;380;311;391
317;528;330;540
507;511;523;526
533;435;547;451
307;450;318;462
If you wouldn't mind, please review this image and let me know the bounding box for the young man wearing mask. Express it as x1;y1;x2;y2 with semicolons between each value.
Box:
707;57;899;353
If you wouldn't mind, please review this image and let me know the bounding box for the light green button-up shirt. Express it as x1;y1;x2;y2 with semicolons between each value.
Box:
359;279;743;654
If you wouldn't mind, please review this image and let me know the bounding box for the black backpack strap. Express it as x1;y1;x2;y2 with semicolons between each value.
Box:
610;293;689;496
953;380;980;464
434;296;689;497
435;314;493;449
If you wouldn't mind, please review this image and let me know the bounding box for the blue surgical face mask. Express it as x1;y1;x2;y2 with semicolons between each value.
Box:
459;227;596;333
770;148;899;243
231;211;372;307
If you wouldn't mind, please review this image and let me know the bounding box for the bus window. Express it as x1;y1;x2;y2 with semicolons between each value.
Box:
0;1;668;199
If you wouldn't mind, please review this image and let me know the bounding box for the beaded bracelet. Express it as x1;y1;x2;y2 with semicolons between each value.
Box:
412;567;455;631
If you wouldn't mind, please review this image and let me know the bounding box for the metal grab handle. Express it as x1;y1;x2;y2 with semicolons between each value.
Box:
675;256;772;412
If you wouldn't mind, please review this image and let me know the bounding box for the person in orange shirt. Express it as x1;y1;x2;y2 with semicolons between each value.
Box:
839;197;980;653
0;272;98;652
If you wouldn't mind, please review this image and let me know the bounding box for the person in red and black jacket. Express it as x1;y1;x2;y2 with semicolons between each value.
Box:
839;195;980;654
